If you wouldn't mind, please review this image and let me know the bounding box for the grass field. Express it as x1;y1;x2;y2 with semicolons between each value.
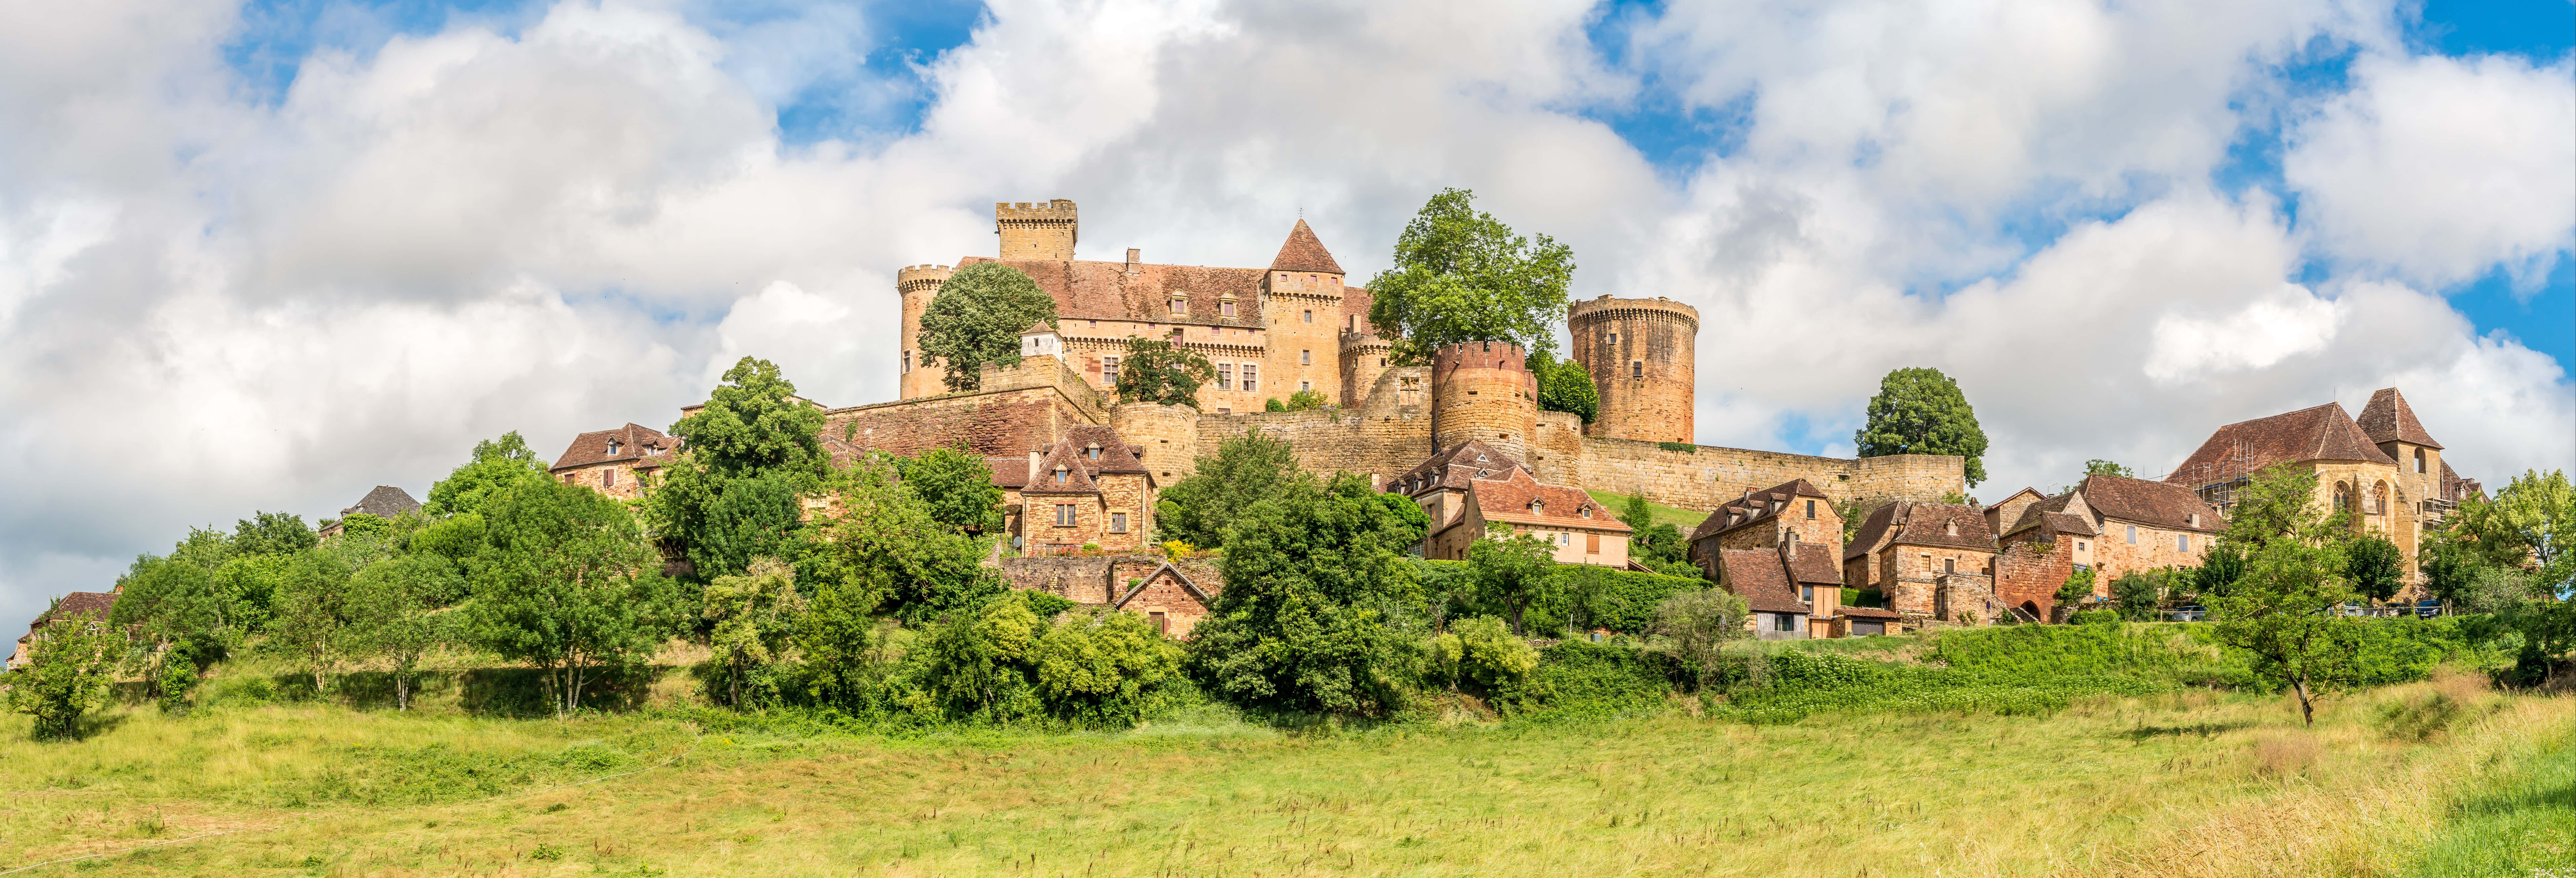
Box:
1584;490;1710;532
2;659;2567;877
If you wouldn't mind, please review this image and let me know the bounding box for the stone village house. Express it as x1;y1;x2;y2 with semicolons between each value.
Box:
1844;502;2003;625
1391;441;1634;567
1686;479;1901;638
1988;474;2222;620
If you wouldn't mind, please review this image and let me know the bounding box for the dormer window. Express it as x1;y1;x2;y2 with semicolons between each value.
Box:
1221;296;1236;317
2188;513;2200;528
1169;293;1187;314
1580;507;1591;518
1945;521;1958;537
1054;467;1069;485
1086;443;1101;460
1529;499;1545;513
606;440;622;456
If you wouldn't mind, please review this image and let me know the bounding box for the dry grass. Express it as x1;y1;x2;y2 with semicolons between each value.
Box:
0;670;2566;877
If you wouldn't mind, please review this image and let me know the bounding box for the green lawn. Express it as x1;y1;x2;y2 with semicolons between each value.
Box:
1585;490;1710;532
2;662;2565;877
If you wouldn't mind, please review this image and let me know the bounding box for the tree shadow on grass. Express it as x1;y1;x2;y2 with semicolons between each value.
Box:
2122;721;2253;740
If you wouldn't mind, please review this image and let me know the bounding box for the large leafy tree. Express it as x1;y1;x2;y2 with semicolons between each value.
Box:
233;512;318;557
2435;470;2576;683
701;557;805;709
650;357;828;582
800;456;1004;627
1188;472;1429;717
272;550;355;692
468;477;678;717
1156;430;1301;549
1855;367;1990;487
900;449;1005;536
1526;350;1599;424
1112;337;1215;408
1651;588;1748;692
343;553;463;710
1365;188;1577;365
2344;535;2405;601
2206;464;2365;726
425;432;553;518
918;262;1058;392
6;615;122;739
1468;533;1558;636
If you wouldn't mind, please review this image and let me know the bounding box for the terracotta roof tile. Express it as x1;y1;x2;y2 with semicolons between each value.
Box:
1838;605;1903;620
957;257;1270;327
1466;469;1630;532
1062;425;1149;475
2165;402;2395;488
986;456;1031;489
1891;502;1997;552
1023;442;1100;494
1785;545;1842;585
1268;219;1345;274
552;423;679;472
2356;388;2442;450
1717;549;1806;613
1844;502;1901;561
2080;474;2220;532
1389;441;1523;494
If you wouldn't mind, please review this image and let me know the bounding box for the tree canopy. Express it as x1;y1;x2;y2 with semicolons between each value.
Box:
1156;430;1301;549
1527;350;1599;424
671;357;828;480
2205;465;2364;726
2083;460;2134;479
468;477;678;717
899;449;1005;537
917;262;1058;392
1112;337;1215;408
1189;472;1429;716
1364;188;1576;365
1855;367;1990;487
425;431;553;518
648;357;829;582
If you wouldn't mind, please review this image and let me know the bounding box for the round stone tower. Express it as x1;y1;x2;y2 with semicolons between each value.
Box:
1431;340;1539;466
1340;331;1392;407
1567;295;1698;443
897;264;952;400
1107;401;1201;485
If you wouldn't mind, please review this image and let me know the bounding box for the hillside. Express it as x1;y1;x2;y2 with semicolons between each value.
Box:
1585;489;1710;532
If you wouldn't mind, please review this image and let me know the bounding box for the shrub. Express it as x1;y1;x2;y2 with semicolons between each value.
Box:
1422;616;1539;701
6;619;123;738
1656;442;1696;453
2070;609;2120;625
1515;641;1673;719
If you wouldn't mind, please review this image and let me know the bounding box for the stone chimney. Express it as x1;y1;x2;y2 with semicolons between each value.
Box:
1126;247;1140;266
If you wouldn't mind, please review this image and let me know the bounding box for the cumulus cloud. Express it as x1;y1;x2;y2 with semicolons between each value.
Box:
2285;50;2576;291
0;0;2568;627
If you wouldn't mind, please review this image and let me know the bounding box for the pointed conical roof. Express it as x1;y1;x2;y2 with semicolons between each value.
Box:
2356;388;2442;449
1269;219;1345;274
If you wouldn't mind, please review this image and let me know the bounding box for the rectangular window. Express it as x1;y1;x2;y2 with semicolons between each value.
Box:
1348;315;1358;331
1170;298;1185;314
1631;361;1643;378
1111;512;1128;533
1299;381;1311;392
1773;613;1794;632
1221;300;1235;316
1806;500;1816;519
1300;349;1311;365
1055;504;1076;527
1302;309;1313;323
1149;611;1168;634
1101;355;1120;386
1217;364;1233;389
2177;534;2189;552
1801;585;1813;603
901;351;911;374
603;469;616;488
2127;525;2138;544
1608;332;1619;345
1943;557;1955;574
2077;541;2087;551
1242;365;1257;393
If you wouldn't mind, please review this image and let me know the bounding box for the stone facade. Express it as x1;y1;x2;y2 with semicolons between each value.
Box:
995;555;1222;637
1844;501;2001;623
1567;295;1697;444
896;264;952;401
549;424;679;500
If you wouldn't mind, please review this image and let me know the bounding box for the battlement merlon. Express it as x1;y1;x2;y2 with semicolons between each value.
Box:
897;264;953;293
996;199;1079;260
1569;295;1700;330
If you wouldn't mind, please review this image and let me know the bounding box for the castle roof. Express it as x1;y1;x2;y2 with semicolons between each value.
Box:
2165;402;2395;488
1466;468;1629;532
2356;388;2443;450
1688;478;1832;544
340;485;421;520
2001;492;2095;538
1269;219;1346;274
552;423;678;472
1844;501;1994;561
2079;473;2220;533
1057;425;1150;476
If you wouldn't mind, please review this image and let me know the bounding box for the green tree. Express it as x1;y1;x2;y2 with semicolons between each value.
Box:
2083;460;2134;479
1527;351;1600;424
2054;568;2097;614
1422;616;1539;696
1365;188;1577;364
2206;465;2362;726
232;511;317;557
1278;389;1332;411
1469;532;1559;636
1031;606;1189;727
701;557;805;709
111;530;238;687
1650;588;1747;692
1156;430;1300;549
801;457;1003;627
900;449;1004;536
468;478;677;717
424;432;552;518
795;566;897;712
917;262;1058;392
1111;337;1215;408
920;591;1045;723
2190;541;2248;600
5;615;122;739
343;553;463;711
2440;470;2576;683
2109;571;2161;620
1188;472;1430;716
2344;535;2405;601
650;357;829;582
1855;367;1990;487
272;550;355;692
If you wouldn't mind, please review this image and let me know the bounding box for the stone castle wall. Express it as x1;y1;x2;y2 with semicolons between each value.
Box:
1568;296;1697;444
827;355;1104;460
1528;424;1963;515
1194;366;1434;481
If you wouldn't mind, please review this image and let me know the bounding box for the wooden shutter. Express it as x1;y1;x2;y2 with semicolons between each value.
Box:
1586;532;1600;553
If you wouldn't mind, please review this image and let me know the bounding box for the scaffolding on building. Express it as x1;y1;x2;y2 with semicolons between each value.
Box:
2160;438;2260;511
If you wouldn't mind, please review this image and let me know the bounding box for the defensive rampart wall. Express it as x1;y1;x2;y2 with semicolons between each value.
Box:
1530;417;1962;515
1193;366;1434;481
824;355;1104;460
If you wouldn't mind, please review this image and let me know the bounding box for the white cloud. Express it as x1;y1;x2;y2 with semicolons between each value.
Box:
2285;50;2576;291
2143;286;2343;384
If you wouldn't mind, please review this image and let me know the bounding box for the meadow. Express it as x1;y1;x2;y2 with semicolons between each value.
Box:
2;641;2566;878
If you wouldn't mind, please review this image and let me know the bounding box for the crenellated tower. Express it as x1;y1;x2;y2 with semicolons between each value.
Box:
897;264;953;400
996;199;1078;260
1568;295;1698;444
1431;340;1540;465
